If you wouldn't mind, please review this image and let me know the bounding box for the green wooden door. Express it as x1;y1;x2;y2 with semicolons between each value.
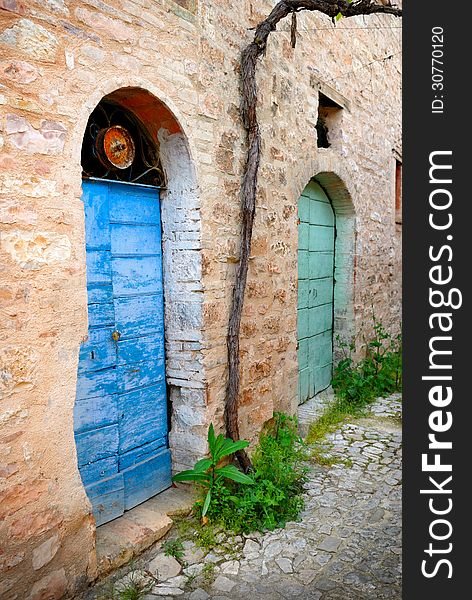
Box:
297;181;335;403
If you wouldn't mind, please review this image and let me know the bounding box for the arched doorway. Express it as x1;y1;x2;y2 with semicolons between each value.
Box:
297;180;335;403
74;95;171;526
297;173;356;405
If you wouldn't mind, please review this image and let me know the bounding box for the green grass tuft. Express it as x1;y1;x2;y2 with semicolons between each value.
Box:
99;572;152;600
162;538;185;560
306;398;368;445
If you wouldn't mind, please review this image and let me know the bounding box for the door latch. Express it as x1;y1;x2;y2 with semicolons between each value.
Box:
111;330;121;342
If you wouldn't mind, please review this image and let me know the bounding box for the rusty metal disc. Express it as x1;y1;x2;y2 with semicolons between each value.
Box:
95;125;135;170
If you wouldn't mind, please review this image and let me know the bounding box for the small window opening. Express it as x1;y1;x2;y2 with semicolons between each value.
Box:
316;92;343;149
395;159;402;224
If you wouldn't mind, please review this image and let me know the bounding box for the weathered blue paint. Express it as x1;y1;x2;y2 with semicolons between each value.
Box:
86;473;124;526
122;449;172;510
74;180;171;525
119;437;167;471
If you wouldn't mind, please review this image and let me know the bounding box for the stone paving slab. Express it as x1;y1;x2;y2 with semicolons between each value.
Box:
85;395;402;600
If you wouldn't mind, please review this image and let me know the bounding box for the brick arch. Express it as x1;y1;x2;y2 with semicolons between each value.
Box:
313;170;356;358
314;171;356;217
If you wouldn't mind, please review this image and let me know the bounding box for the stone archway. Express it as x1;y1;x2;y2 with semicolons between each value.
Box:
313;171;356;361
71;86;205;532
296;169;356;406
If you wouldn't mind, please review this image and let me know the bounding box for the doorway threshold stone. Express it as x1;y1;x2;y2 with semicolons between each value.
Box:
95;485;194;577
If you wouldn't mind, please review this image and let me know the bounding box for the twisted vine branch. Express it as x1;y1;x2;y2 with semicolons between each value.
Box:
226;0;403;471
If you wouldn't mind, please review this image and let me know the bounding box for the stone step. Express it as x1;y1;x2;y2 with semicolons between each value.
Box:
95;484;195;577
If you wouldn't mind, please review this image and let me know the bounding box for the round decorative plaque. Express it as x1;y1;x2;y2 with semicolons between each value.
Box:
95;125;135;170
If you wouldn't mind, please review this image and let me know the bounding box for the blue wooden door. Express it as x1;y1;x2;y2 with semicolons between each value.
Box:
74;179;171;526
297;181;335;403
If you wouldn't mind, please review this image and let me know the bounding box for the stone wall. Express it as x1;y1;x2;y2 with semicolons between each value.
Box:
0;1;401;597
199;1;402;437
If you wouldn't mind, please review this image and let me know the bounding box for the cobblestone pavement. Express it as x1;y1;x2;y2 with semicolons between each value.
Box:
88;395;402;600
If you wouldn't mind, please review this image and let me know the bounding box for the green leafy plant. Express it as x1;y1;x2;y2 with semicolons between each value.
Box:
172;424;254;517
116;583;150;600
332;313;402;406
203;413;308;533
162;538;184;560
193;522;217;550
308;313;402;445
173;515;219;551
306;399;358;444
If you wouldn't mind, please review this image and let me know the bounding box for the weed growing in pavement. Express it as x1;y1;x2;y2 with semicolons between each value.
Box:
162;538;185;560
308;313;402;446
98;571;152;600
203;413;309;533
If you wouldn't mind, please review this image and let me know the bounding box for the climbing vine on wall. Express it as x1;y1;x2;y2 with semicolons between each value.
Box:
225;0;403;471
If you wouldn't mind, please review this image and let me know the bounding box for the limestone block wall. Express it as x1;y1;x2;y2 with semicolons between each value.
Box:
0;0;401;597
199;1;402;435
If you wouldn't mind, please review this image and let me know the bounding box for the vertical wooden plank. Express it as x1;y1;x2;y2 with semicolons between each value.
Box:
309;199;335;226
314;364;333;395
298;338;309;370
75;424;120;466
119;437;167;471
75;180;121;525
79;456;119;488
86;473;124;527
113;294;164;339
118;383;168;453
78;327;116;374
298;195;310;223
298;222;310;251
76;367;117;401
298;250;310;280
297;307;309;340
74;395;119;434
297;279;310;309
82;180;111;250
298;367;310;403
112;256;162;296
309;224;335;252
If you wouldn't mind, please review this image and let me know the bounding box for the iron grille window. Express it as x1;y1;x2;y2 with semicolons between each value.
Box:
81;100;166;188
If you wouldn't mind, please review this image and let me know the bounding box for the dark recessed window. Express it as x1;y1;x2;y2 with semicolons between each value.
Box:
316;92;343;149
